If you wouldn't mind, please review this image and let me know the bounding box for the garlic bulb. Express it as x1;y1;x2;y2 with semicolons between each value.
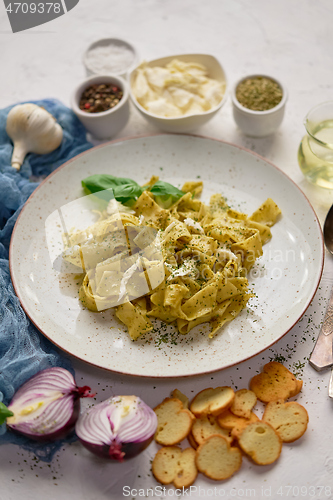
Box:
6;103;63;171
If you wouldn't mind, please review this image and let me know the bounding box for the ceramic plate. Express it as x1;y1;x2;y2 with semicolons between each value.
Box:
10;135;324;377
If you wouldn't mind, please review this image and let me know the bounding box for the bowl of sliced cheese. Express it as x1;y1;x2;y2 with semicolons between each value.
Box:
129;53;228;133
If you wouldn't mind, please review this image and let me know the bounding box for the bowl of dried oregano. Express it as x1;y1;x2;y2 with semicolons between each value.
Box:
231;74;287;137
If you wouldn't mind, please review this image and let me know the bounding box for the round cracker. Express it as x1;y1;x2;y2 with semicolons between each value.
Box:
190;386;234;417
262;400;308;442
195;434;242;480
238;421;282;465
154;397;194;445
152;446;198;488
192;415;232;445
230;389;257;419
249;362;298;402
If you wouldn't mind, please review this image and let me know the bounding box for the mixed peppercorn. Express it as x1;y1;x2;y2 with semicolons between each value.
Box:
79;83;123;113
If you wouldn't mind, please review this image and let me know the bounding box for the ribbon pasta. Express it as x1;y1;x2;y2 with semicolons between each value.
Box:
64;180;281;340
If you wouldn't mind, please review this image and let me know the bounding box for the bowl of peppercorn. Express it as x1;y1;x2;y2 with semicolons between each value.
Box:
71;74;130;140
231;74;287;137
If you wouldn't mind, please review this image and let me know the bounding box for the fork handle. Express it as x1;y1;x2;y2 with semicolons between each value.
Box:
329;369;333;398
309;287;333;371
309;288;333;371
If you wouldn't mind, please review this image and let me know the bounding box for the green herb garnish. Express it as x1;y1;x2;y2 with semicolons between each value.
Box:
82;174;185;208
0;402;13;425
82;174;143;206
149;180;185;209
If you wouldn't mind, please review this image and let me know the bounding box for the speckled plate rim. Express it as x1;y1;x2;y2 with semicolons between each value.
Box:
9;133;325;378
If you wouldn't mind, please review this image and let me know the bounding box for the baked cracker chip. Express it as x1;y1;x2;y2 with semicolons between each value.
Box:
262;400;309;442
249;361;301;403
217;409;259;439
230;389;257;419
238;421;282;465
152;446;197;488
187;431;198;450
154;398;195;446
190;386;234;417
192;415;232;445
171;389;189;408
195;435;242;481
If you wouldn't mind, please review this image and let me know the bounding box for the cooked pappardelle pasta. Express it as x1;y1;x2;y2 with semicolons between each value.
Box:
62;178;281;341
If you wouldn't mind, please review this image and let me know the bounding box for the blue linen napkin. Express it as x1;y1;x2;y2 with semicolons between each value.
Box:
0;99;93;461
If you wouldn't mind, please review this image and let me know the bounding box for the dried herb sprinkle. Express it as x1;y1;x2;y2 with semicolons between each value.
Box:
236;76;283;111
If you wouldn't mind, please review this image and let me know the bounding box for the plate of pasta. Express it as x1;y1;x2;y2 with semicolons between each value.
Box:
10;134;324;377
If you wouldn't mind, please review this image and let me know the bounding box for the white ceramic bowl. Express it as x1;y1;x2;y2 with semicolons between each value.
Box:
71;75;130;140
231;74;287;137
83;38;139;78
129;53;228;133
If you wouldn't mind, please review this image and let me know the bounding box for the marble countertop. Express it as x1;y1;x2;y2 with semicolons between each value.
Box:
1;1;333;499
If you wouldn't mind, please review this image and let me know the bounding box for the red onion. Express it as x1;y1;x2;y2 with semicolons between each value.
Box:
75;395;157;461
6;367;94;441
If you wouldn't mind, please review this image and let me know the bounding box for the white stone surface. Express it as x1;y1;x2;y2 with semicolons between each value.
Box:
1;1;333;499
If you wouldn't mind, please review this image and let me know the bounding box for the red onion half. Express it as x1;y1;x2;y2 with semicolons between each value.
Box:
75;395;157;461
6;367;94;441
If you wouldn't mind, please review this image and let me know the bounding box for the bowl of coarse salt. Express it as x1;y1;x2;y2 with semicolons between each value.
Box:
83;38;139;78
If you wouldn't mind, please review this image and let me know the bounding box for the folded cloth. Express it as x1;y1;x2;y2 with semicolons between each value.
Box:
0;99;93;461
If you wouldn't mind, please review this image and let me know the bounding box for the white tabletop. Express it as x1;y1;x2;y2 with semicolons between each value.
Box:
1;1;333;499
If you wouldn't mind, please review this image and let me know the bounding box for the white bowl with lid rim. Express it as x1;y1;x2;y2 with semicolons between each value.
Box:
231;74;287;137
83;37;140;78
128;53;228;133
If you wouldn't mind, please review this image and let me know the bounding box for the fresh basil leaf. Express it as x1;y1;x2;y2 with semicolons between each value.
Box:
82;174;144;206
81;175;185;209
82;174;141;193
112;184;144;206
0;402;13;425
150;181;185;209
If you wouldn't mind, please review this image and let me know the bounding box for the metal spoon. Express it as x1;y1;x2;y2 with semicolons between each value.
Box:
323;204;333;398
324;203;333;255
309;204;333;372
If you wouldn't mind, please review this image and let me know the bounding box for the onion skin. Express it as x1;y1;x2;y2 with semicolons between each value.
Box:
6;368;95;442
8;399;81;443
76;395;157;461
79;435;155;460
